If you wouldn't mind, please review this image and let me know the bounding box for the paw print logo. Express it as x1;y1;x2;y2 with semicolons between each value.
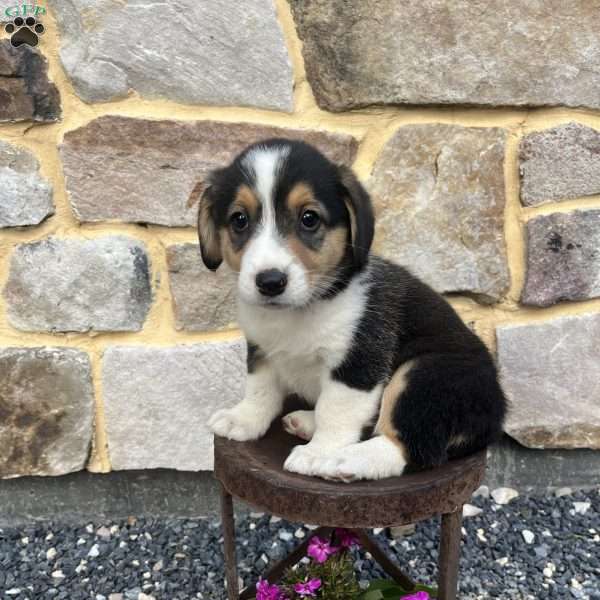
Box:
4;16;45;48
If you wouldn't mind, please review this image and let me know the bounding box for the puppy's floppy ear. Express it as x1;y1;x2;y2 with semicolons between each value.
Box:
188;176;222;271
337;165;374;269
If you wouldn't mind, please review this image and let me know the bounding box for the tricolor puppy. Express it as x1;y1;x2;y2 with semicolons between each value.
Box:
195;139;507;482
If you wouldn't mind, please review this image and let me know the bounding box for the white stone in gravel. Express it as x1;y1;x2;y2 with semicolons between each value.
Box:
96;595;107;600
88;544;100;558
278;531;293;542
20;537;28;544
250;512;264;518
52;570;65;579
45;533;54;541
96;526;111;540
463;504;483;518
491;487;519;505
6;591;21;597
476;529;487;542
152;561;163;572
108;594;123;600
495;557;509;566
473;485;490;499
522;530;535;544
390;524;416;538
86;524;94;533
372;527;384;535
77;537;86;545
294;528;306;539
138;594;155;600
75;560;87;574
573;502;591;515
555;487;573;497
270;516;282;524
46;548;57;560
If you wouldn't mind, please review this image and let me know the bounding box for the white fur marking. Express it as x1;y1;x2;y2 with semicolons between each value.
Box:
208;366;282;441
284;380;382;477
319;436;408;482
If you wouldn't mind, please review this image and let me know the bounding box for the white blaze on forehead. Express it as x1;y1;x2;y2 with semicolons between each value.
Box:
241;145;290;225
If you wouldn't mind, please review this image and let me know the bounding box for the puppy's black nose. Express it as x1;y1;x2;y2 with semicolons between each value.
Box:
256;269;288;297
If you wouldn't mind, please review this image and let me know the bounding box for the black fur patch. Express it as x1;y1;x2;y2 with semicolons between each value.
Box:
333;257;507;469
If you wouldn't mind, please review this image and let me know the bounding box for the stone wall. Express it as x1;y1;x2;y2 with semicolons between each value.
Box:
1;1;599;480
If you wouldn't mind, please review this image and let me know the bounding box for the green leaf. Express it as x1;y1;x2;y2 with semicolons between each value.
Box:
365;580;399;591
358;590;385;600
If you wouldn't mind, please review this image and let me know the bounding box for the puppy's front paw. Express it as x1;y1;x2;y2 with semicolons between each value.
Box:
284;443;338;477
284;444;320;475
208;407;270;441
282;410;315;441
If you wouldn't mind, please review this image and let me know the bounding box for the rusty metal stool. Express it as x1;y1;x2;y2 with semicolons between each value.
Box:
214;416;486;600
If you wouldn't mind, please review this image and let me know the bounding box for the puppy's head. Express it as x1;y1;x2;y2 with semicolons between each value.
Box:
192;139;374;308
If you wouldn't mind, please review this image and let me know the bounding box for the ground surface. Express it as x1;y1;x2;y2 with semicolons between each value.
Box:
0;489;598;599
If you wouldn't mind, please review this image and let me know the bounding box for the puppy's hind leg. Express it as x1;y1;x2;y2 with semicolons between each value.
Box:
320;435;408;482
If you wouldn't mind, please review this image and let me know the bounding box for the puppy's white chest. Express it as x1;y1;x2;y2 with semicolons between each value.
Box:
238;275;370;401
272;352;322;404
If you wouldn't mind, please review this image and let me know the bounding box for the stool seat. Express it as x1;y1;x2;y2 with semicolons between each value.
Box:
214;419;486;529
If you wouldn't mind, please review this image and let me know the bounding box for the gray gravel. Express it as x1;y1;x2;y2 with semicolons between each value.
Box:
0;489;598;599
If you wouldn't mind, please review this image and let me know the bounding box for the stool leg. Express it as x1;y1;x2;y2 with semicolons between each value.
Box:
220;484;239;600
353;529;415;591
438;509;463;600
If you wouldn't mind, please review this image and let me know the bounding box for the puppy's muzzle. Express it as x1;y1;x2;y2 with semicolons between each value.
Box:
256;269;288;297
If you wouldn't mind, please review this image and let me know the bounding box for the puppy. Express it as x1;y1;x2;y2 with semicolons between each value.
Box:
195;139;507;482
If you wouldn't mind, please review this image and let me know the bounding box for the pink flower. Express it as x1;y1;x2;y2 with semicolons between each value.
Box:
256;578;286;600
307;536;338;563
293;578;322;597
401;592;430;600
335;528;360;549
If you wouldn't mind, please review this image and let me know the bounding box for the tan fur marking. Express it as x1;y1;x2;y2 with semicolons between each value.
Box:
375;361;414;459
343;196;358;250
198;196;221;266
220;232;242;272
286;182;315;212
232;184;259;219
187;180;207;208
218;185;259;272
287;227;348;285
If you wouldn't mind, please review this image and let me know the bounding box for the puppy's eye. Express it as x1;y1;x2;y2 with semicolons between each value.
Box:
300;210;320;231
229;211;249;233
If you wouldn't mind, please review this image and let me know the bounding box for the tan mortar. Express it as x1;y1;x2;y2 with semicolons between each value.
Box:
1;3;600;472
